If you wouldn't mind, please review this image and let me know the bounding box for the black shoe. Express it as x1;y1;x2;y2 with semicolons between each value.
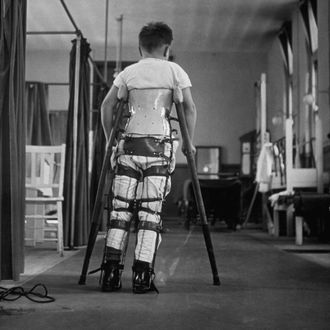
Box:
101;261;122;292
132;260;159;294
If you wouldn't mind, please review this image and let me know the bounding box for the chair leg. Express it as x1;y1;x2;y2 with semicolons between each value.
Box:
273;206;280;237
286;204;294;237
24;217;36;247
32;218;37;247
295;216;303;246
57;201;64;257
32;205;38;246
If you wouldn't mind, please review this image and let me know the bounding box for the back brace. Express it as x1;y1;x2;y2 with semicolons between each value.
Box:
116;88;178;163
124;88;174;136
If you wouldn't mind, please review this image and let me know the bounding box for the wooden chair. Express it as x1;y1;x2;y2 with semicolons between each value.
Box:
25;144;66;256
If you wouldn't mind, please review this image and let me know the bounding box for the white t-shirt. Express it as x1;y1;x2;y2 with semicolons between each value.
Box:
113;58;192;90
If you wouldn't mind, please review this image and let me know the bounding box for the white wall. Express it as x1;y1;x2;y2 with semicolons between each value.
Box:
266;40;286;142
174;51;267;163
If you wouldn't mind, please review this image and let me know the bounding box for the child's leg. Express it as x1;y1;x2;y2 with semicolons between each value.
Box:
135;173;171;263
105;155;141;258
102;155;140;291
132;158;171;293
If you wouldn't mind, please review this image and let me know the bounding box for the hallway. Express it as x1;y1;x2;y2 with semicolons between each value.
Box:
1;221;330;330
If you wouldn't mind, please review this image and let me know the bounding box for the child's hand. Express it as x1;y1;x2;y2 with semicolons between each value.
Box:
117;84;128;101
173;85;183;104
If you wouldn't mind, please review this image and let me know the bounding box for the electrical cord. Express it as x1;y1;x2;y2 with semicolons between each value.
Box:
0;283;55;303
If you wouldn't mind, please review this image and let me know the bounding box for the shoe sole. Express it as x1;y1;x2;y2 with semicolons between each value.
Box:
101;282;122;292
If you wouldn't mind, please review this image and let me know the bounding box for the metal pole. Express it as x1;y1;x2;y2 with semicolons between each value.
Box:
59;0;109;87
304;72;311;166
255;81;261;135
58;0;108;90
45;82;69;86
242;182;259;227
88;56;109;87
70;35;81;248
114;14;123;77
79;99;126;285
175;99;220;286
37;82;102;86
27;31;76;35
260;73;268;145
104;0;109;82
59;0;80;33
312;60;323;193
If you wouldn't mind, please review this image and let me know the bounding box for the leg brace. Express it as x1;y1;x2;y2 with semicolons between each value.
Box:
134;163;171;265
106;131;177;264
105;163;141;261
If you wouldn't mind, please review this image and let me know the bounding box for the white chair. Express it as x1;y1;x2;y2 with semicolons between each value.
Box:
25;144;66;256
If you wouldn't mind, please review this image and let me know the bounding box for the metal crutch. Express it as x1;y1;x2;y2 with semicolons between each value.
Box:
174;90;221;286
79;91;126;285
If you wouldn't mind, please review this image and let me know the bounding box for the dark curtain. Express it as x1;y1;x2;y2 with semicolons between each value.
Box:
25;82;53;145
0;0;26;281
299;0;318;54
63;38;91;247
278;21;293;76
49;111;68;145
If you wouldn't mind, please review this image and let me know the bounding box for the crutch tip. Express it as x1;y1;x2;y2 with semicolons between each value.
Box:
213;276;221;286
78;275;86;285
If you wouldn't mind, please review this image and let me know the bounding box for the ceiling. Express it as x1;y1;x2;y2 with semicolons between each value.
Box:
27;0;298;56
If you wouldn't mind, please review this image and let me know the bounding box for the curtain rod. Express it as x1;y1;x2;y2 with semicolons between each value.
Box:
27;31;77;35
49;109;100;113
26;81;103;86
26;0;108;87
58;0;108;87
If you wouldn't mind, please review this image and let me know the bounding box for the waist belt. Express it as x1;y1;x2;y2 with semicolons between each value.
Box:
122;136;171;157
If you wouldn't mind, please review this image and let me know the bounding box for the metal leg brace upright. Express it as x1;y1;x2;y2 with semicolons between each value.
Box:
175;102;221;286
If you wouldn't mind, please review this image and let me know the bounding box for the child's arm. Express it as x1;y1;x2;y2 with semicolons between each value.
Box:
101;85;119;141
181;87;197;154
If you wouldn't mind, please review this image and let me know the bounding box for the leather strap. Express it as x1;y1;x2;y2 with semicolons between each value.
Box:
137;220;161;233
122;136;170;157
143;165;169;177
116;164;141;180
109;219;131;231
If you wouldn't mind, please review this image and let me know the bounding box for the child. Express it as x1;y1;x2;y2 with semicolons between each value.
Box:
101;21;196;293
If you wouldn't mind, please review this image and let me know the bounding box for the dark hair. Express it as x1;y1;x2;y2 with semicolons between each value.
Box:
139;22;173;53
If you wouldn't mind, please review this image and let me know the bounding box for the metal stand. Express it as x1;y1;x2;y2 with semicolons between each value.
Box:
242;182;259;227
